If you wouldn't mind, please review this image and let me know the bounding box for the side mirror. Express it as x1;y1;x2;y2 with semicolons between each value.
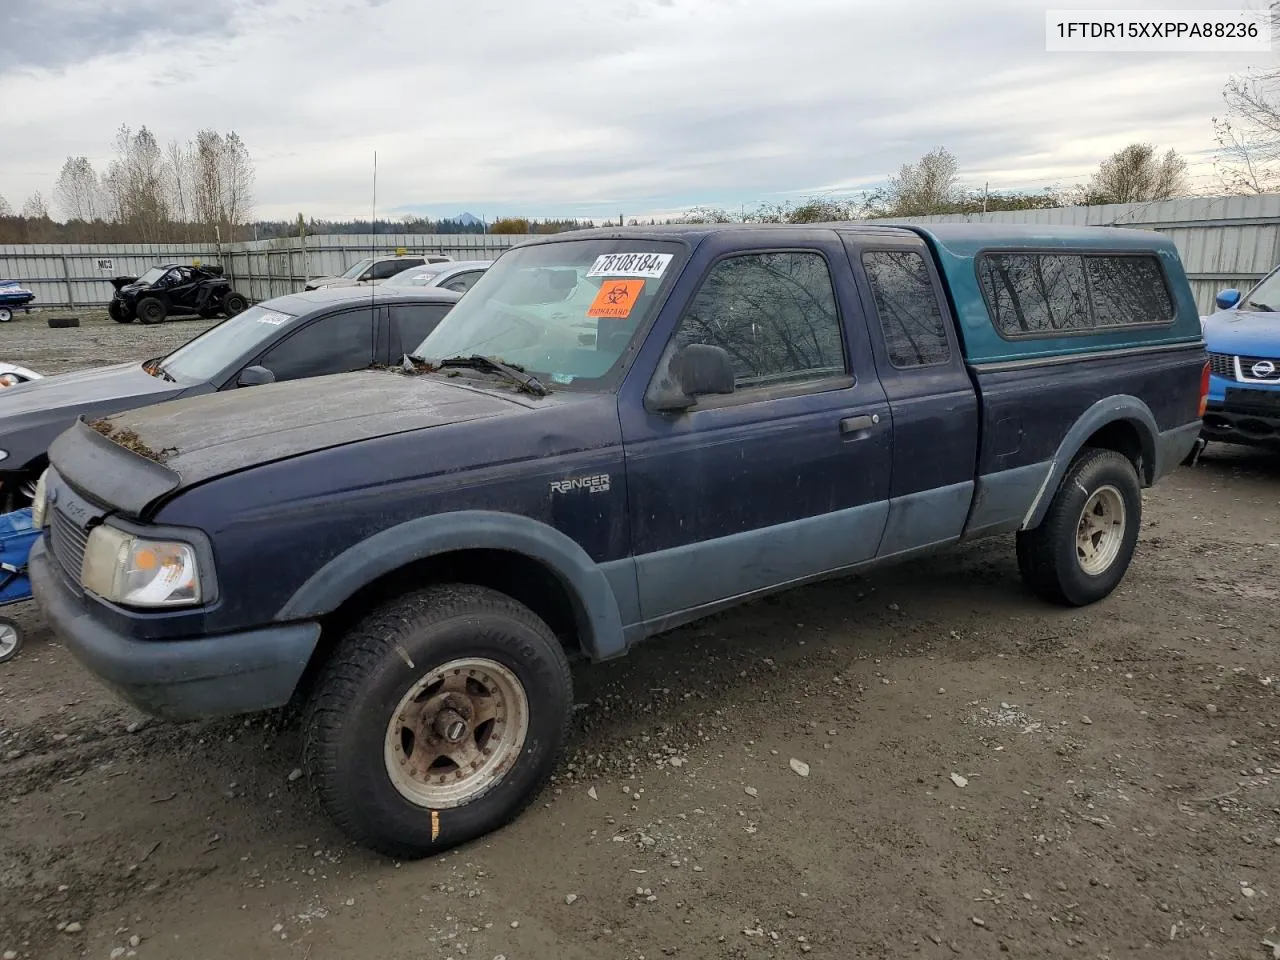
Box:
1215;288;1241;310
237;365;275;387
648;344;735;412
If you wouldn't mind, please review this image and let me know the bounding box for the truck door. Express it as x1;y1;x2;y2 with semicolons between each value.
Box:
840;234;980;557
619;229;894;625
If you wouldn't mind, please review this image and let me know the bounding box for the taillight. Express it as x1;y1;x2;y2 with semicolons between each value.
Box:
1198;360;1210;417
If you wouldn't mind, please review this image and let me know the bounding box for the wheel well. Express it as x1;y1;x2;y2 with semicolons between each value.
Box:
0;455;47;511
290;549;584;712
1081;420;1152;484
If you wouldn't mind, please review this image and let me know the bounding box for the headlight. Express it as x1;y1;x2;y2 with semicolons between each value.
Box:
30;469;48;527
81;525;202;607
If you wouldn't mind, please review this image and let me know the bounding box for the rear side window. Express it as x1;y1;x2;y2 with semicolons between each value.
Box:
862;250;951;367
977;252;1174;338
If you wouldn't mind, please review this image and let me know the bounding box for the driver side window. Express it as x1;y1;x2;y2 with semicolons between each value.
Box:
256;308;375;382
671;251;846;391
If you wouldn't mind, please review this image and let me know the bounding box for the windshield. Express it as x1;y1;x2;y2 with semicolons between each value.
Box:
159;304;296;383
137;267;168;285
413;239;686;390
1241;268;1280;312
384;264;450;287
339;258;374;280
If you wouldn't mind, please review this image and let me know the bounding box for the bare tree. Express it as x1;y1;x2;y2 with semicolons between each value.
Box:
674;205;739;224
1213;64;1280;193
222;131;254;238
102;124;171;241
191;129;255;241
0;194;10;217
165;138;194;236
1084;143;1188;204
865;147;963;217
22;192;49;219
54;156;102;224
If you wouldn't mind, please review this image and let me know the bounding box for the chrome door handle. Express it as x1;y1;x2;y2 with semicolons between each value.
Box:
840;414;878;434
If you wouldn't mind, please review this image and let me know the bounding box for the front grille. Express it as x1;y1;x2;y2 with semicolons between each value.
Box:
49;507;88;581
1208;352;1235;379
1237;354;1280;383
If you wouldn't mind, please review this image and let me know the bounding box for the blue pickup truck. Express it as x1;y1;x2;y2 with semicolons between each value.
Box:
27;223;1208;857
1199;265;1280;450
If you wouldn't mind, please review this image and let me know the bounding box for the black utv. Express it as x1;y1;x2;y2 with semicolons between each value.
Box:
108;263;249;325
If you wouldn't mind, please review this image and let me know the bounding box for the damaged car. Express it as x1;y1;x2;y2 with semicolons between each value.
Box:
0;286;460;512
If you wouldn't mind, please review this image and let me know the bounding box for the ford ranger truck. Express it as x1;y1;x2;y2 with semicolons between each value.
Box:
28;223;1209;858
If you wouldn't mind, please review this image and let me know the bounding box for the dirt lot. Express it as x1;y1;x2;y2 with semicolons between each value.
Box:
0;312;1277;960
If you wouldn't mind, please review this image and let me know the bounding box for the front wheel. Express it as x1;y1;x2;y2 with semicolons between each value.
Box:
0;307;12;323
136;297;166;325
1016;448;1142;606
223;293;248;316
302;584;573;859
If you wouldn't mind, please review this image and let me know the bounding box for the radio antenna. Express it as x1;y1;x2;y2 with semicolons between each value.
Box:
371;150;377;316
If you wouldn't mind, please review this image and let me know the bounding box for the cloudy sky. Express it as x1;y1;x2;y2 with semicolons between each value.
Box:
0;0;1273;223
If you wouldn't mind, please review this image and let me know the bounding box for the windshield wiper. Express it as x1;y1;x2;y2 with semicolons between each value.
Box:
430;354;549;397
1247;299;1276;312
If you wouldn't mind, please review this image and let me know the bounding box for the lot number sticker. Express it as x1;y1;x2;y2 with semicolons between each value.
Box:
587;279;646;319
586;252;672;279
256;310;290;326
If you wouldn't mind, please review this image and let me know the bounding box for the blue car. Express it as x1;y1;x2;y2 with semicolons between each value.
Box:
1200;269;1280;451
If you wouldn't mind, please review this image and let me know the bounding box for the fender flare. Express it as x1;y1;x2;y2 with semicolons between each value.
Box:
1020;394;1158;531
275;509;628;660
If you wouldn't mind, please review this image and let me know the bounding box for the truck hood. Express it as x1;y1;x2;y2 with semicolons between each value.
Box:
48;369;536;517
1202;308;1280;357
0;361;187;469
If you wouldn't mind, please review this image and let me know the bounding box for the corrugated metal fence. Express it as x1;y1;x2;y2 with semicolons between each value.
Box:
0;234;531;309
6;196;1280;313
880;194;1280;314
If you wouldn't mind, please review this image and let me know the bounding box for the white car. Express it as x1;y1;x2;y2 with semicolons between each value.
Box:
303;254;452;291
381;260;491;294
0;362;41;389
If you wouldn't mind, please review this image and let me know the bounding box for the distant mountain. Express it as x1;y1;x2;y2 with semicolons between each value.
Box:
452;212;482;226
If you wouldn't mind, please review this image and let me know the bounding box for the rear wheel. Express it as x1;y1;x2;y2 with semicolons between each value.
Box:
1016;448;1142;606
302;584;572;859
136;297;166;325
0;307;12;323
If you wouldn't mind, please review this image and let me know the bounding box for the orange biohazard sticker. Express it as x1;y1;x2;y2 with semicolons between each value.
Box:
587;279;645;319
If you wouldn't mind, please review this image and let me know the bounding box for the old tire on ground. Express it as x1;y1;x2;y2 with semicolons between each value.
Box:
1016;447;1142;607
223;293;248;316
46;316;80;328
302;584;573;859
0;617;23;664
136;297;166;325
107;300;131;323
0;307;11;323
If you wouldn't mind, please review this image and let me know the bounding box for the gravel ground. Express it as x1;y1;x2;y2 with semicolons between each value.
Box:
0;316;1278;960
0;308;219;376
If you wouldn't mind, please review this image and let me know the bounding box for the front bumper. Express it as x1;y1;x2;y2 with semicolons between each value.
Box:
29;538;321;722
1201;398;1280;448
